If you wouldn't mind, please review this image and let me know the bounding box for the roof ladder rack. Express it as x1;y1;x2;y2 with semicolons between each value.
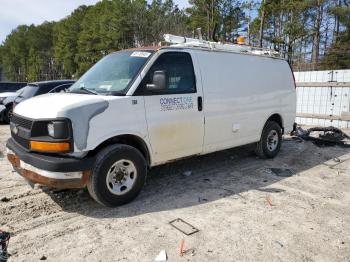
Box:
163;34;280;57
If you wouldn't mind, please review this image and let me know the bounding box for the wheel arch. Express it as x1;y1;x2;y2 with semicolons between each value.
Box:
89;134;152;167
267;113;283;132
260;113;284;137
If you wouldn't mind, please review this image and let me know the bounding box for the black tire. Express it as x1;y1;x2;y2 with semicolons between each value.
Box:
255;121;282;159
87;144;147;207
3;107;12;124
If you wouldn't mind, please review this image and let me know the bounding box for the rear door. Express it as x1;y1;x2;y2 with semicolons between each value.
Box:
141;51;204;164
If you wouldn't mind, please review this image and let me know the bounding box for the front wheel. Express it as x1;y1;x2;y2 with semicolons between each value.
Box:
255;121;282;159
87;144;147;207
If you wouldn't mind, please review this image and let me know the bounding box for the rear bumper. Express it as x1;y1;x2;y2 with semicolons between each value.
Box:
6;138;95;188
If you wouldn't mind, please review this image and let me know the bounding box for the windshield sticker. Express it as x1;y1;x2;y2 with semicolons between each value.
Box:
99;84;112;90
160;97;193;111
130;51;151;58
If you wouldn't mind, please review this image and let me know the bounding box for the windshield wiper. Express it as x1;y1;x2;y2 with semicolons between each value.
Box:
80;87;98;95
69;86;98;95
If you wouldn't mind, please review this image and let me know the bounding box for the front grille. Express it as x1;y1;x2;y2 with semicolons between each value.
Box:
11;114;33;130
10;114;33;150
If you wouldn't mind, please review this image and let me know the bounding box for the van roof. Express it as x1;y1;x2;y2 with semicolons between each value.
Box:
124;46;160;51
123;33;284;60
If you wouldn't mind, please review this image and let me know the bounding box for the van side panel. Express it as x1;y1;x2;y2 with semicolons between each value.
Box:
193;50;296;153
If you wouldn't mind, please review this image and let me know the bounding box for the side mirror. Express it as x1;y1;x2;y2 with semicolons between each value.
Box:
146;71;167;91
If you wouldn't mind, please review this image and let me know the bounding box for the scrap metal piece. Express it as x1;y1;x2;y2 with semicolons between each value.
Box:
169;218;199;236
179;239;185;256
155;250;167;262
293;126;350;147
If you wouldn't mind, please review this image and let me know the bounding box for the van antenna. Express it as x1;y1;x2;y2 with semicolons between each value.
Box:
212;23;218;42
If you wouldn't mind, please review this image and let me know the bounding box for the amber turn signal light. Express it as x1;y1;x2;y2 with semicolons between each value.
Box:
30;141;70;152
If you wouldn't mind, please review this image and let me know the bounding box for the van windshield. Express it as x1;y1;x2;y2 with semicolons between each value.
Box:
70;50;153;95
19;85;39;98
16;87;24;93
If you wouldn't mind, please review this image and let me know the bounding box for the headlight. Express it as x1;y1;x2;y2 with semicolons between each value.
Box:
46;121;69;139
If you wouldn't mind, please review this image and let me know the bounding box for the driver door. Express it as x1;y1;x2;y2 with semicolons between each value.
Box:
141;51;204;164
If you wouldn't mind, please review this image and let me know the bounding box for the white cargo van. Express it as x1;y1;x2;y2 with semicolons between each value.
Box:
6;35;296;206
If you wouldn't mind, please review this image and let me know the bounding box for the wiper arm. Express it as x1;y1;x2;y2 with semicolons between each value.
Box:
69;86;98;95
80;87;98;95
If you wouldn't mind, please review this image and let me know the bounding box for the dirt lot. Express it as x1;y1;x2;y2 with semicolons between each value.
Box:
1;124;350;262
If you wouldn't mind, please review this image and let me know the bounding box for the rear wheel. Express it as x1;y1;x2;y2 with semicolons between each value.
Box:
87;144;147;207
255;121;282;159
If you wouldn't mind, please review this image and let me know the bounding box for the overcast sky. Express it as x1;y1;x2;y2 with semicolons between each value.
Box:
0;0;189;43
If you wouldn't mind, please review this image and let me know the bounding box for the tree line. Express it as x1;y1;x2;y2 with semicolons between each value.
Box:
0;0;349;82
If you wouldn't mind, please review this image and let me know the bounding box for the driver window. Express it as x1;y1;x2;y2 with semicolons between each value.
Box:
142;52;196;95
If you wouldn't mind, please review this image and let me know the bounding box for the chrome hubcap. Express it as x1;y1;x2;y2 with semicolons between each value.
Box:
267;130;279;152
106;159;137;195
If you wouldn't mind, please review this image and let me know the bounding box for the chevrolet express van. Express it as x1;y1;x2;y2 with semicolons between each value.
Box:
6;35;296;206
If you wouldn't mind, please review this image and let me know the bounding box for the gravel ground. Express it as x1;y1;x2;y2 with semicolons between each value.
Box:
0;124;350;262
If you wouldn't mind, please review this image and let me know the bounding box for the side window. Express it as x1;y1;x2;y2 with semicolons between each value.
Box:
142;52;196;95
36;86;49;96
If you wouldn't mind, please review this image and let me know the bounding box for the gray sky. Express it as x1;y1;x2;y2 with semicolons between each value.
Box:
0;0;189;43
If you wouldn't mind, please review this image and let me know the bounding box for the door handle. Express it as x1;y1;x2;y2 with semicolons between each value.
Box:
197;96;203;111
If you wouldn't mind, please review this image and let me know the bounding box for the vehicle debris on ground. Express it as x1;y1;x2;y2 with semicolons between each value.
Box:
169;218;199;236
154;250;167;262
293;126;350;147
0;231;10;262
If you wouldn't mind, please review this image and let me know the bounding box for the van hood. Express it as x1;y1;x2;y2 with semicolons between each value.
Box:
14;93;112;119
